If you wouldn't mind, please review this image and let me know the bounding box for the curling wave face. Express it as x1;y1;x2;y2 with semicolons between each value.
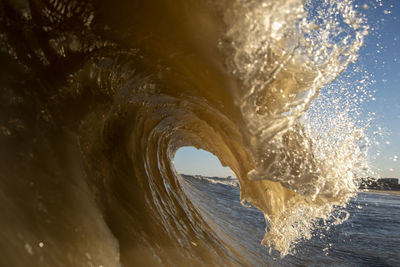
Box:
0;0;371;265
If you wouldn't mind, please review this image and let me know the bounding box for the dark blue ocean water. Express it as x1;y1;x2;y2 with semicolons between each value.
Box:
181;176;400;267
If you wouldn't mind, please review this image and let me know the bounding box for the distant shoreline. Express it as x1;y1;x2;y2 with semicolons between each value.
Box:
360;189;400;196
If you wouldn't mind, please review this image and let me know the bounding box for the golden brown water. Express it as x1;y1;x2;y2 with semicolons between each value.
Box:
0;0;372;266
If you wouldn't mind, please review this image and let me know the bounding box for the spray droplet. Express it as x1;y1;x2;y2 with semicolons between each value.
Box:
24;243;33;255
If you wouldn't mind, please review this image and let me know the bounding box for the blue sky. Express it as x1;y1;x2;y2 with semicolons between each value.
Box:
174;147;235;177
357;0;400;178
174;0;399;178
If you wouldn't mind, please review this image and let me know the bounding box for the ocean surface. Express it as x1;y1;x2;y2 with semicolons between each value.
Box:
182;175;400;267
0;0;383;266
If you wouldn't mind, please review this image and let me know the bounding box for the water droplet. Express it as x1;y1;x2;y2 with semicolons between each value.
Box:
24;243;33;255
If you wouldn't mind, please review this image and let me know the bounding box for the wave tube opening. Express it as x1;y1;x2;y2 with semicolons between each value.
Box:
174;147;236;178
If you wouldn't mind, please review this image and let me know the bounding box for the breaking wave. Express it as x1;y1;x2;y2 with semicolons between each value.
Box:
0;0;373;265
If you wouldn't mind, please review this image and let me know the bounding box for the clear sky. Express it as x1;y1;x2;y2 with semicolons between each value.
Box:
357;0;400;178
174;147;235;177
174;0;399;178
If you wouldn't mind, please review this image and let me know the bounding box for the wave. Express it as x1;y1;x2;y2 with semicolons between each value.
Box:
0;0;372;266
182;174;239;187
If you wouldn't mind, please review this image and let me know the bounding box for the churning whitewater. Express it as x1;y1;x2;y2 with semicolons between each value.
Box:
0;0;372;266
